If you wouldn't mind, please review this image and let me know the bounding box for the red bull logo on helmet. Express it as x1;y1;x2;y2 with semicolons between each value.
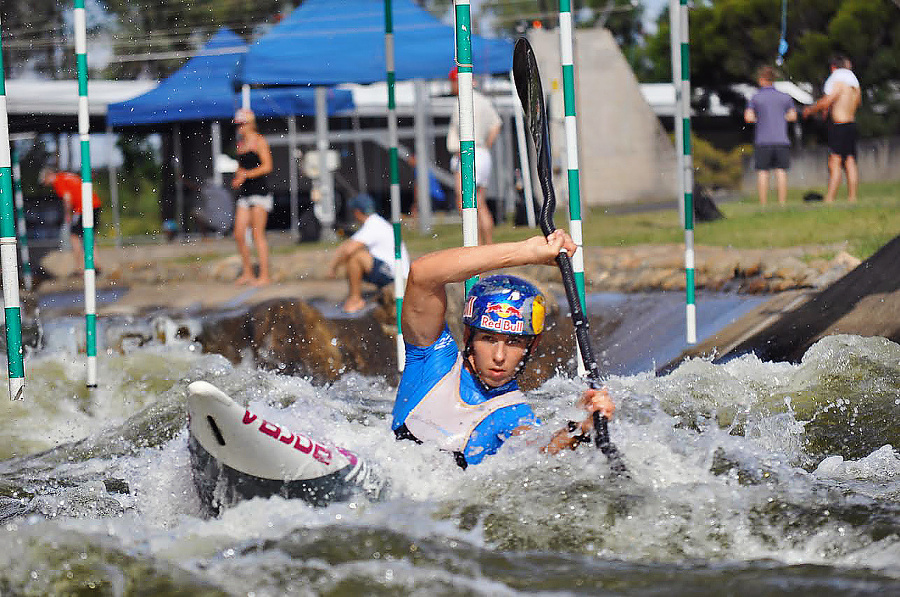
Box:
484;302;522;319
479;314;525;333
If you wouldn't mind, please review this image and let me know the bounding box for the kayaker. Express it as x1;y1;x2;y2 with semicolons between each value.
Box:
392;230;615;468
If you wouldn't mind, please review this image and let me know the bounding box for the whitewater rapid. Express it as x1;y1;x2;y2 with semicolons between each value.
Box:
0;328;899;595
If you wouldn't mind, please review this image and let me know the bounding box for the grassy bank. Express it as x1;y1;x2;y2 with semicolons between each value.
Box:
402;180;900;260
101;180;897;264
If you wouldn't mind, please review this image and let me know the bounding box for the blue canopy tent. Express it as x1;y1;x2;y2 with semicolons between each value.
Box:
106;28;354;240
240;0;513;86
239;0;517;231
107;28;354;125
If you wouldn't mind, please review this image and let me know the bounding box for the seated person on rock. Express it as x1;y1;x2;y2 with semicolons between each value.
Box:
392;230;615;468
329;194;410;313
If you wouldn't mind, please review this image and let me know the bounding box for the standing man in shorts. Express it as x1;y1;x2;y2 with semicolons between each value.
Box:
329;194;410;314
447;67;503;245
744;66;797;206
803;55;862;203
41;167;102;273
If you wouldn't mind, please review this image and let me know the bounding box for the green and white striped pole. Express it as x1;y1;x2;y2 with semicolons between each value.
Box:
75;0;99;385
558;0;588;376
453;0;478;293
670;0;697;344
384;0;406;372
0;25;26;401
11;147;33;291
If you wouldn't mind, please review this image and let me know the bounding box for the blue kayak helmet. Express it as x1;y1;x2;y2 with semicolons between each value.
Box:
462;275;545;337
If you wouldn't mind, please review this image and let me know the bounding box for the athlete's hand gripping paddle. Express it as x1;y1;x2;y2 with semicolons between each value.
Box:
512;37;627;476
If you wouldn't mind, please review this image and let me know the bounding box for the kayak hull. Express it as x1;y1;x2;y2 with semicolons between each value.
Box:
186;381;383;516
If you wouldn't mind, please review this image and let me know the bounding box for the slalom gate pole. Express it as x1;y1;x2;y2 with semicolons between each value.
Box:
383;0;405;371
0;23;26;401
453;0;478;293
558;0;588;376
412;79;433;233
75;0;99;386
106;124;122;248
11;146;33;291
669;0;697;344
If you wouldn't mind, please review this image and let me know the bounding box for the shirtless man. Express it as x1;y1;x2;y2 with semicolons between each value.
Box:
803;55;862;203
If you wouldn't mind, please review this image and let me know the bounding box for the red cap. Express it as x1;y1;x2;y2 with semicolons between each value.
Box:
448;66;458;82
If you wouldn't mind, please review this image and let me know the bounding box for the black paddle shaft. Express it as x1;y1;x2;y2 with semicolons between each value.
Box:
513;38;626;475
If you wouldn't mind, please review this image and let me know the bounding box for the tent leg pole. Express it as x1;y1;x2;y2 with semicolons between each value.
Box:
106;125;121;248
210;121;223;187
315;86;335;237
413;79;433;233
501;114;516;222
352;109;367;194
173;123;185;241
288;115;300;241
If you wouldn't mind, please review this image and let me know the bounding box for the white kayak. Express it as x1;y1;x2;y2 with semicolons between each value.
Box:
186;381;384;516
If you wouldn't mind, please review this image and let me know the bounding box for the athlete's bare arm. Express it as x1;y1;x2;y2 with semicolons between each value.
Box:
532;387;616;454
401;231;576;347
803;82;860;123
803;89;837;119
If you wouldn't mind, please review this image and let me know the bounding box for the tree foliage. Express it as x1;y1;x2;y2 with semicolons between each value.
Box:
643;0;900;136
483;0;646;73
2;0;287;80
101;0;286;79
1;1;68;77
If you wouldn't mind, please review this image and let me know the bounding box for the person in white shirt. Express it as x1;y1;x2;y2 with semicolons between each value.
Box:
329;194;410;313
447;67;503;245
803;55;862;203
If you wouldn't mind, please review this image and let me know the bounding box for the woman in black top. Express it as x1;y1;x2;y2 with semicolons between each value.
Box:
231;108;274;286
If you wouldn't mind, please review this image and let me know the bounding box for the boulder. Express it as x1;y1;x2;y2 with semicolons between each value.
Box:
195;276;580;392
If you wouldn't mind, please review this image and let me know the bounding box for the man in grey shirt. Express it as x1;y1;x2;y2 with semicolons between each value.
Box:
744;66;797;206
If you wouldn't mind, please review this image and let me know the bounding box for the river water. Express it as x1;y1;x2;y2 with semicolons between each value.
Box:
1;298;900;595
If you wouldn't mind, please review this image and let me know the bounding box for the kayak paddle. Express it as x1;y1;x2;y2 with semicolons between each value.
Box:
512;37;627;476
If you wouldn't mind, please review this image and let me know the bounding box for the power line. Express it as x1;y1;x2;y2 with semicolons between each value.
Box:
3;1;459;68
108;45;247;64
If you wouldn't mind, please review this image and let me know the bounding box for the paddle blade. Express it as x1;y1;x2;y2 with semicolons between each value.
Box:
513;37;556;236
513;38;545;153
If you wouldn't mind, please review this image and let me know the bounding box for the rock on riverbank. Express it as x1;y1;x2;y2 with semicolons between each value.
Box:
40;238;863;298
33;236;872;381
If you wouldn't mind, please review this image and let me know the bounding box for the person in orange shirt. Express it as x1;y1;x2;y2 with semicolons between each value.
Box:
40;167;102;273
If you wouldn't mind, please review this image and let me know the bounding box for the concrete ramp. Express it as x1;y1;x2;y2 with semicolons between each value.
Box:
528;28;678;206
662;235;900;370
